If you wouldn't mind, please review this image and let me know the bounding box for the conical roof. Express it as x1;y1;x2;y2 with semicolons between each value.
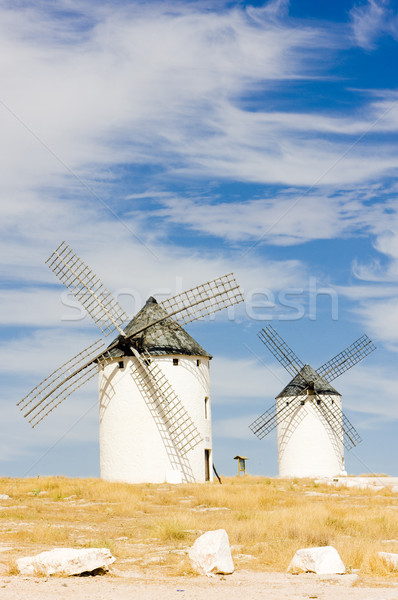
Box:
276;364;340;398
107;297;211;358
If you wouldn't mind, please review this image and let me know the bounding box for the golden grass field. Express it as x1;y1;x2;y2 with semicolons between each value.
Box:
0;475;397;579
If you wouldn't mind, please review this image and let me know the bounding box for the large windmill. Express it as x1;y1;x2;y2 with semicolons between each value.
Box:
18;242;243;484
249;326;375;478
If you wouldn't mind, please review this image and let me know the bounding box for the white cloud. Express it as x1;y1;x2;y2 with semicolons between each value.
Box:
137;186;398;249
144;190;367;245
0;1;325;189
350;0;398;49
0;0;396;198
339;364;398;421
354;297;398;347
211;356;286;400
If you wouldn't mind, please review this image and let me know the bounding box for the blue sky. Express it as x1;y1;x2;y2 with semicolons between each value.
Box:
1;0;398;479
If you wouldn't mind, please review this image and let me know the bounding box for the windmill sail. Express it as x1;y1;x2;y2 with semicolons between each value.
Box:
18;338;110;427
249;395;304;439
130;347;202;455
258;326;305;378
316;334;376;383
159;273;244;326
312;394;362;450
47;241;128;337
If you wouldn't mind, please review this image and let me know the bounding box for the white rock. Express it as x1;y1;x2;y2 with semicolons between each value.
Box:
348;481;370;490
288;546;346;575
189;529;234;576
0;495;10;500
378;552;398;569
16;547;115;576
392;486;398;494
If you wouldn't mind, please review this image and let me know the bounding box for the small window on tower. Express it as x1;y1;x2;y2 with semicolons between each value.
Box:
204;396;209;419
173;358;179;366
196;359;200;367
118;361;124;369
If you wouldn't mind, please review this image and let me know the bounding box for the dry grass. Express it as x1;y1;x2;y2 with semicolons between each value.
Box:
0;475;397;579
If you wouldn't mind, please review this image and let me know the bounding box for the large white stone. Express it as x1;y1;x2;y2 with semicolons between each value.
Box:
16;547;115;576
392;486;398;494
189;529;234;576
288;546;346;575
378;552;398;569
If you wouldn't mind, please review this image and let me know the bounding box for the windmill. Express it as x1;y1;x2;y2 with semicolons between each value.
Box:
18;242;243;484
249;325;376;478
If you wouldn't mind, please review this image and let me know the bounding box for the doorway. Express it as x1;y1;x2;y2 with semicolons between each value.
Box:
204;449;211;482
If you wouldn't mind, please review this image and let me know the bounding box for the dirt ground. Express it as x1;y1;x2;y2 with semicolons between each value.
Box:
1;570;398;600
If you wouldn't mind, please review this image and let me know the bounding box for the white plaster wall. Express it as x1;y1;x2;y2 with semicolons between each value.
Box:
99;355;212;484
277;394;345;478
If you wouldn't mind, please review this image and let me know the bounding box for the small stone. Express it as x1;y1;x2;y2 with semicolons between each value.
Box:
0;495;10;500
378;552;398;569
287;546;346;575
189;529;234;576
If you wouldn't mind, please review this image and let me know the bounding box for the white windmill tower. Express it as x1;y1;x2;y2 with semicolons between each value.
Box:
18;242;243;484
249;326;376;478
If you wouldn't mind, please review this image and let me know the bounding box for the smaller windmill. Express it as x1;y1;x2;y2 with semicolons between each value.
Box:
249;326;375;478
18;242;243;484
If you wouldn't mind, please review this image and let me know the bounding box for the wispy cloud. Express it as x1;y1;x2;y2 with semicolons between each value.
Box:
0;1;325;189
139;186;398;247
350;0;398;49
1;0;397;201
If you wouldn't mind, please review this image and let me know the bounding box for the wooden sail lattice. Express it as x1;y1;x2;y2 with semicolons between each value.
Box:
46;241;128;337
18;338;110;427
250;327;374;447
312;395;362;450
258;326;304;378
249;396;303;439
130;348;202;455
316;335;376;383
158;273;244;326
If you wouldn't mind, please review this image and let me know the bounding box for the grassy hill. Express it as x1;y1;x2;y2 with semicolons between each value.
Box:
0;476;397;579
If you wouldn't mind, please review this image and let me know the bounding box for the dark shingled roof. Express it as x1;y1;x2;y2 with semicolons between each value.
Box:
276;364;340;398
107;296;212;359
